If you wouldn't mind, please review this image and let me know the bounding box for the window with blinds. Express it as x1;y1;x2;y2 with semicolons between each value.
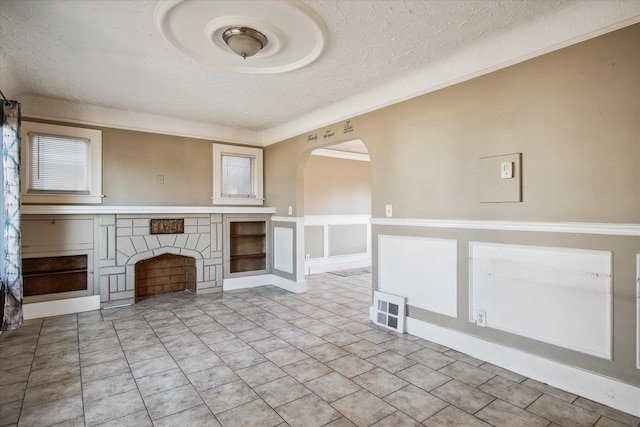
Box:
20;121;103;204
28;133;90;194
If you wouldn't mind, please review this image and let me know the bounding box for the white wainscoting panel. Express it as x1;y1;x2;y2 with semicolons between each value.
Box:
470;242;612;359
304;215;371;275
274;227;294;274
379;235;458;317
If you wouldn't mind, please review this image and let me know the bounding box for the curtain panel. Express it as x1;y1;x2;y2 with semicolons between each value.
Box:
1;100;23;331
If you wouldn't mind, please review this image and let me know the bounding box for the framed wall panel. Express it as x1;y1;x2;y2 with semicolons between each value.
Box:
470;242;612;359
378;235;458;317
274;226;294;274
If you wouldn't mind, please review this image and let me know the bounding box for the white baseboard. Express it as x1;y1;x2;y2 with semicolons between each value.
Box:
223;274;273;291
405;317;640;417
271;275;307;294
24;295;101;320
223;274;306;294
305;255;371;275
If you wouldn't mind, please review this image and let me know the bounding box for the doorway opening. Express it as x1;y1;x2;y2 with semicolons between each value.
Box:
303;139;372;275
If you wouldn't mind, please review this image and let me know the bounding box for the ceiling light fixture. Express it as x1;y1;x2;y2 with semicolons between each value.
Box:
222;27;268;59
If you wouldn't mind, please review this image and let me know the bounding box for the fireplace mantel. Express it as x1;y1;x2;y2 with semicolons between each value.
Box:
21;205;276;215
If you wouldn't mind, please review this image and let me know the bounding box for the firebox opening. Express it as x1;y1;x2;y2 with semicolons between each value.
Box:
134;253;195;301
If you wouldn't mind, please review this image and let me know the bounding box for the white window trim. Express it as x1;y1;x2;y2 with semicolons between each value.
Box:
20;121;103;204
213;143;264;206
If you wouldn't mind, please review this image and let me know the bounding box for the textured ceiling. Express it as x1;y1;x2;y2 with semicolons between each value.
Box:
1;1;638;145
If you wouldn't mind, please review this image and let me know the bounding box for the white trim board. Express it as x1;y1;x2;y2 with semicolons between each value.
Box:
271;216;305;223
305;254;371;276
310;148;370;162
406;317;640;418
372;218;640;236
24;295;101;320
22;205;276;215
304;214;371;226
223;274;306;294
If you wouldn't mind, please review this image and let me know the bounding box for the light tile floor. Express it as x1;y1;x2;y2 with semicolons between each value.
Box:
1;271;639;427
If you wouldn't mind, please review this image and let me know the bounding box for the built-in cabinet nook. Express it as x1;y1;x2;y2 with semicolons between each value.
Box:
22;254;88;297
226;218;269;275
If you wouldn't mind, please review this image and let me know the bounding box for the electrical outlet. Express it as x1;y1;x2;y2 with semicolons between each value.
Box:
385;204;393;217
474;309;487;327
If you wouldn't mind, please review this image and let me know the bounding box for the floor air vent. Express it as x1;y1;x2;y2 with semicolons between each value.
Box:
372;291;406;333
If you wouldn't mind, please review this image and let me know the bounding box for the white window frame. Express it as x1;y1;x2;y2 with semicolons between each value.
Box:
20;121;103;204
213;143;263;206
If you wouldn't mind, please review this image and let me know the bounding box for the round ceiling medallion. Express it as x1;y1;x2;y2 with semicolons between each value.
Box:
155;0;327;74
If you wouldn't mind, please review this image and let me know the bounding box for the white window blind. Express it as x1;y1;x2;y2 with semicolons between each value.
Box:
222;154;254;197
29;133;90;194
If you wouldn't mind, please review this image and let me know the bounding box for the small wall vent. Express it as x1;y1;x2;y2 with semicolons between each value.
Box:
372;291;406;333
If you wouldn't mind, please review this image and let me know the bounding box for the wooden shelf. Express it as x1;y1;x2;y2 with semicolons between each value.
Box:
229;220;267;274
230;253;266;260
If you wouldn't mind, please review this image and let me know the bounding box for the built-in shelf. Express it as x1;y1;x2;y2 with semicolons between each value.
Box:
22;255;88;297
228;220;267;274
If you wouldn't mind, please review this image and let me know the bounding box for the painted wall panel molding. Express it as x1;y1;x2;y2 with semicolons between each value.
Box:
470;242;612;359
372;218;640;236
379;234;458;318
274;227;294;274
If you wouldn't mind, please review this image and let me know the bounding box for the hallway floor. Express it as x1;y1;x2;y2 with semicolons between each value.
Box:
1;271;638;427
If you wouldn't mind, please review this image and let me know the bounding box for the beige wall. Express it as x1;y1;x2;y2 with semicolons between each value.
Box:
264;24;640;385
265;24;640;223
304;155;371;215
18;123;218;206
103;129;214;206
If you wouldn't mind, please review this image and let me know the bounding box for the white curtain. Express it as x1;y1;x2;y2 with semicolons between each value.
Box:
1;100;22;330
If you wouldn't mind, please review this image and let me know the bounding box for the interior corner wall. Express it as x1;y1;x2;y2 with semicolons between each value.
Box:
264;23;640;394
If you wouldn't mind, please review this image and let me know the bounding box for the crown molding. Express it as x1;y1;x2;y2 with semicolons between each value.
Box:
310;148;370;162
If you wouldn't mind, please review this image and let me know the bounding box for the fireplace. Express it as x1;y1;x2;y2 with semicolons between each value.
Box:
135;253;195;300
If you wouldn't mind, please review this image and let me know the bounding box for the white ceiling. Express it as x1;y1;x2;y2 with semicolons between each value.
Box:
1;1;638;146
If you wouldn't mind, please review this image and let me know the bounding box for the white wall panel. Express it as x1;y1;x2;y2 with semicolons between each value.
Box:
470;242;612;359
274;227;294;274
379;235;458;317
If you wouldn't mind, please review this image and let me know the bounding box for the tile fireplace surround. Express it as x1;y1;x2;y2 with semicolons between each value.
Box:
20;206;276;311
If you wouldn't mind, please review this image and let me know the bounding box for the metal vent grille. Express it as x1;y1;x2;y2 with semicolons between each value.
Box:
372;291;406;333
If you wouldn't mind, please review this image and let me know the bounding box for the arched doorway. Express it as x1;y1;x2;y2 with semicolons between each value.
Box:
302;139;372;275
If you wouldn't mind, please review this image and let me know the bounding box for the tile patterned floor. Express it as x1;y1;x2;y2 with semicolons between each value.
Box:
1;271;639;427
